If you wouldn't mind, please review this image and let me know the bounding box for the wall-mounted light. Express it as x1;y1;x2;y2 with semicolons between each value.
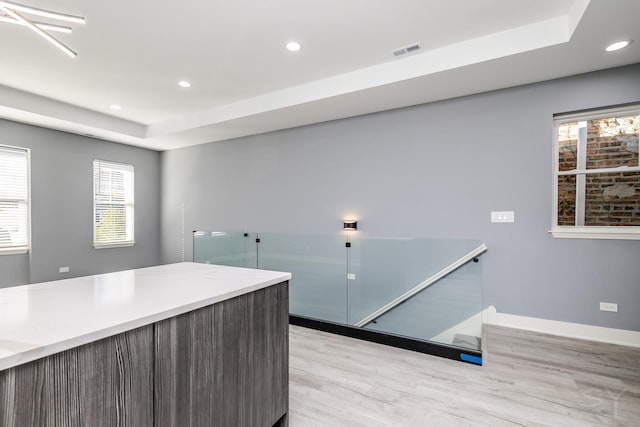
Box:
343;220;358;231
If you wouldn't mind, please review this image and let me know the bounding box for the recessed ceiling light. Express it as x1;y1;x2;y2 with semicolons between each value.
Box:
178;80;191;88
110;104;121;110
605;40;630;52
286;41;301;52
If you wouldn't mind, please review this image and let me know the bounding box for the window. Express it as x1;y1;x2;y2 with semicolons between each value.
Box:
93;159;134;248
0;145;30;254
553;104;640;239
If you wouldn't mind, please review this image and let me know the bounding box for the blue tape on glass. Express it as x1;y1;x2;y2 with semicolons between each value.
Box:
460;353;483;365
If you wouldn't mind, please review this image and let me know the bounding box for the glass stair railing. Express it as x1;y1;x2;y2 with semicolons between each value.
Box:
353;246;486;326
193;230;486;364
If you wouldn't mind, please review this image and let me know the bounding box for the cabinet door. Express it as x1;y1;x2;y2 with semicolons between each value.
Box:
0;325;154;427
155;281;289;427
237;282;289;426
154;302;218;426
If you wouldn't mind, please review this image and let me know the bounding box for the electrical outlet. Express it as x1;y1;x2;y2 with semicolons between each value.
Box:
347;273;356;280
600;302;618;312
59;266;70;273
491;211;515;223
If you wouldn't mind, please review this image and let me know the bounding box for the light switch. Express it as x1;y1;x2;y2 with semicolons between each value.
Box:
491;211;515;223
600;302;618;312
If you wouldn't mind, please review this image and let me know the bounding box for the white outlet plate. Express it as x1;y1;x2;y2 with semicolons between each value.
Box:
59;266;70;273
347;273;356;280
491;211;515;223
599;302;618;312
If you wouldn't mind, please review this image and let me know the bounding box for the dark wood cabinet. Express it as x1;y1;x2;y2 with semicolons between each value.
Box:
155;282;288;427
0;325;154;427
0;281;289;427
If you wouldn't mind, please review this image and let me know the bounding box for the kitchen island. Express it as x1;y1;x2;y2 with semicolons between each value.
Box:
0;262;291;426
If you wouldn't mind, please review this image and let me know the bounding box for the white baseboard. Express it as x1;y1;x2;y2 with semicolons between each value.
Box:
483;305;640;348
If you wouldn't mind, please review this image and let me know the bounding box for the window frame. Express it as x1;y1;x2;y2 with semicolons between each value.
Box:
551;104;640;240
0;144;31;255
92;159;135;249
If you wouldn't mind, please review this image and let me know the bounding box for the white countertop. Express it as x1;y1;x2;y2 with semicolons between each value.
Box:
0;262;291;371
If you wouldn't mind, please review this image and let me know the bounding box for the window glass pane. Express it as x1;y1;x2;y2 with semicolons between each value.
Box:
0;146;29;250
0;148;28;200
93;159;134;245
558;122;578;172
585;171;640;226
95;204;128;242
557;175;577;226
586;116;639;170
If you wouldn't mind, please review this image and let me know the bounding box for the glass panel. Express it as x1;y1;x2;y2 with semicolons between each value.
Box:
95;204;128;242
585;171;640;226
557;175;577;226
586;116;639;170
362;257;482;350
348;237;483;349
0;201;28;247
557;122;578;172
259;233;347;324
193;230;257;268
93;160;134;244
192;230;486;352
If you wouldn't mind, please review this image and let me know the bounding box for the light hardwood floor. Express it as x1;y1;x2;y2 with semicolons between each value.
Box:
288;324;640;426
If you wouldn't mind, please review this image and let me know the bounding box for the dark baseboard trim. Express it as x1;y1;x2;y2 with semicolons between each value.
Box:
289;315;482;366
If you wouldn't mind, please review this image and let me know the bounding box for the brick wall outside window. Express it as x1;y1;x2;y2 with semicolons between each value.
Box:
557;117;639;226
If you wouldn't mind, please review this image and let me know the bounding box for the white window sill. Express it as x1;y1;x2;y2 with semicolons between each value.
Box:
550;228;640;240
94;241;136;249
0;247;29;255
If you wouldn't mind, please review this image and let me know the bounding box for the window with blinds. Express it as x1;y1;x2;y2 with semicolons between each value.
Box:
0;145;30;254
93;159;135;248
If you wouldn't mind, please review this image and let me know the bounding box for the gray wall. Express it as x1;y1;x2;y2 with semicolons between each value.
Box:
0;119;161;287
161;63;640;332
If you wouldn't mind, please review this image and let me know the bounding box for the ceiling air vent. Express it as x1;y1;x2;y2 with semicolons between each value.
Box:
392;43;421;57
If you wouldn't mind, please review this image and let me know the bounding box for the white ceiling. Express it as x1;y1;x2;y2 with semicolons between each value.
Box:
0;0;639;151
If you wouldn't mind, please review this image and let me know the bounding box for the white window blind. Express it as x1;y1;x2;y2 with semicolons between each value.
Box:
93;159;135;248
0;145;30;254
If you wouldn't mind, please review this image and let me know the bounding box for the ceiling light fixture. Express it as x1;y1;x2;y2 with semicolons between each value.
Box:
178;81;192;88
286;42;301;52
0;15;71;33
0;1;84;24
0;1;84;58
605;40;630;52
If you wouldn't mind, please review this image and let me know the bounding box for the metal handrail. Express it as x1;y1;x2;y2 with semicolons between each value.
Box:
353;243;488;327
